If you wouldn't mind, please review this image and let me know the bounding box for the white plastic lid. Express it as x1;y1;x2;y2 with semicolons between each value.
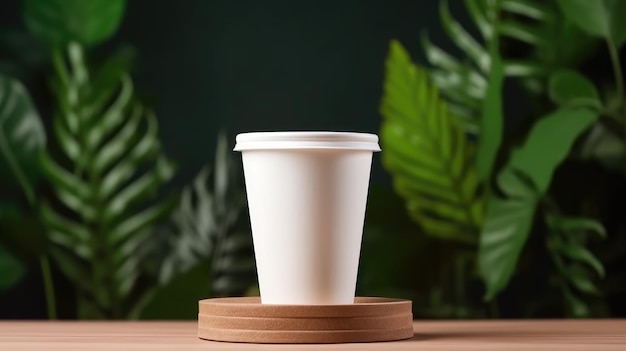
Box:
233;132;381;151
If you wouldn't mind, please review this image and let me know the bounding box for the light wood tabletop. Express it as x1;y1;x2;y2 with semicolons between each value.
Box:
0;320;625;350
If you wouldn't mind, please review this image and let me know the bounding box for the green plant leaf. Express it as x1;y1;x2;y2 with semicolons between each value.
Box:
476;54;503;180
551;239;604;278
423;0;579;132
155;132;255;299
581;123;626;171
479;169;538;301
0;75;46;203
546;212;605;316
547;215;606;238
422;0;493;127
23;0;126;48
548;70;601;109
0;242;25;291
508;108;598;194
501;0;550;20
480;108;598;300
557;0;626;46
440;0;489;72
40;42;174;319
380;40;484;244
567;265;601;295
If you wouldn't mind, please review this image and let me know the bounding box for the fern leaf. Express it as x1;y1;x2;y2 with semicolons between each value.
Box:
381;40;484;244
423;0;590;130
156;132;256;297
546;213;605;317
440;0;490;73
40;42;174;318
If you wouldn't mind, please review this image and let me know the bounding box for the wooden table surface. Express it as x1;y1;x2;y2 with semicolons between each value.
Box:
0;320;625;350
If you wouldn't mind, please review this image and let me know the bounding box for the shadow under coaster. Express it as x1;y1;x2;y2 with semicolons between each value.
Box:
197;297;414;344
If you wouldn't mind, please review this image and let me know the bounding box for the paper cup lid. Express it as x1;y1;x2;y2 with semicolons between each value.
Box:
233;132;381;151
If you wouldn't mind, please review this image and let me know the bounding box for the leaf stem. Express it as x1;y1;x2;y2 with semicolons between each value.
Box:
39;255;57;319
607;38;624;112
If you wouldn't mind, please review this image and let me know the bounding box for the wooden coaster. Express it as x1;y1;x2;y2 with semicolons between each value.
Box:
197;297;414;344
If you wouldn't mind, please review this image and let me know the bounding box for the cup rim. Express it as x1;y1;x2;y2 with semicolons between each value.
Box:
233;131;381;151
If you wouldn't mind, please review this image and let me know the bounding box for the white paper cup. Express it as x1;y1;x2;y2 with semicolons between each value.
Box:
234;132;380;305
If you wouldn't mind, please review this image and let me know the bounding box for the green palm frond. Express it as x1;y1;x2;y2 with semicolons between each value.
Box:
39;42;175;318
158;132;256;297
380;40;484;245
423;0;588;129
546;214;605;317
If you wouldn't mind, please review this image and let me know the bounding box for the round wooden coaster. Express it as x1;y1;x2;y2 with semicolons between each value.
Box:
198;296;410;318
197;296;414;344
198;327;414;344
198;313;413;331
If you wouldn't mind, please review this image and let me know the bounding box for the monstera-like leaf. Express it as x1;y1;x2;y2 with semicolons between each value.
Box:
479;107;599;300
380;40;484;244
557;0;626;47
39;42;175;318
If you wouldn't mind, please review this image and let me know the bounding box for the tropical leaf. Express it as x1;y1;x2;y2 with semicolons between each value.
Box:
501;0;595;69
39;42;174;318
480;107;598;300
0;75;46;204
424;0;591;128
422;0;492;125
557;0;626;47
579;120;626;171
546;214;605;317
547;69;621;172
23;0;126;48
479;169;538;301
548;70;601;109
507;108;598;193
156;132;256;297
380;40;484;245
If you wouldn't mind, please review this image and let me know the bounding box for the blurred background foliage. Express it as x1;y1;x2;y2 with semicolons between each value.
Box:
1;0;625;319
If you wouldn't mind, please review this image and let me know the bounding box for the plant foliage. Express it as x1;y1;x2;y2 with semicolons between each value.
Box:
384;0;621;316
157;132;256;297
546;213;606;317
479;107;598;300
39;42;175;318
423;0;552;128
0;75;45;202
380;40;484;245
557;0;626;47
